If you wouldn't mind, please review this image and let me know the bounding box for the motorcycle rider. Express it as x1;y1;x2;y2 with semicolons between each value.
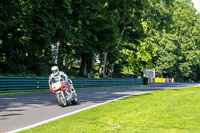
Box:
49;66;76;98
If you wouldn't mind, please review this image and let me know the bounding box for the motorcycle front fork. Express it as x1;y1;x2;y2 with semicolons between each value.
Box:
64;90;72;101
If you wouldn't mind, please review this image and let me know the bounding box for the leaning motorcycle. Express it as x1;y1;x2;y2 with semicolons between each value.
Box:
50;79;78;107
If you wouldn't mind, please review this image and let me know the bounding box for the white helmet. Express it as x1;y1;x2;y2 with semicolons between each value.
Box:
51;66;59;76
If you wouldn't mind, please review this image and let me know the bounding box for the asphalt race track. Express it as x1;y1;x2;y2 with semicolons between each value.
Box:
1;83;200;133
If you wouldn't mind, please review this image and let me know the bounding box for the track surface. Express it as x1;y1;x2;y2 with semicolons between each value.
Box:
1;83;200;133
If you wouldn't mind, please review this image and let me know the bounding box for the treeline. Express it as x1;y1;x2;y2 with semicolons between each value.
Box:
0;0;200;82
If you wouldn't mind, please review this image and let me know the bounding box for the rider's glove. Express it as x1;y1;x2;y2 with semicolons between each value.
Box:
50;88;55;95
51;91;55;95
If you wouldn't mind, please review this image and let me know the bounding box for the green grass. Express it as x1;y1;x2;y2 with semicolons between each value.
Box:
0;90;49;96
20;87;200;133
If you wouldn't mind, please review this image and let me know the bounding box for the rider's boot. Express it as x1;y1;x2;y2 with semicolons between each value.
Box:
71;86;76;93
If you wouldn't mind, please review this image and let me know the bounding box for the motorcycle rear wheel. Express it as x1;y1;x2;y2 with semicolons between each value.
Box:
71;94;78;105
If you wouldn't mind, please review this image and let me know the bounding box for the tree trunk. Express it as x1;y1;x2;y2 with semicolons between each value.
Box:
79;54;88;77
99;52;108;78
109;25;126;75
79;53;93;78
108;63;115;77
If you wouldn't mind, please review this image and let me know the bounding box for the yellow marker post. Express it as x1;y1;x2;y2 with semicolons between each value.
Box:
155;78;166;83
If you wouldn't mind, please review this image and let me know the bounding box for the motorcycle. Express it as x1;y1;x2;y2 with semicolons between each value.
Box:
50;79;78;107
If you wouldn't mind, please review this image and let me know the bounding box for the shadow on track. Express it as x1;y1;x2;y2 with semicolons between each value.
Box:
0;93;57;120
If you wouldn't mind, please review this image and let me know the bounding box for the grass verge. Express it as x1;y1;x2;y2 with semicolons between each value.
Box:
20;87;200;133
0;90;49;96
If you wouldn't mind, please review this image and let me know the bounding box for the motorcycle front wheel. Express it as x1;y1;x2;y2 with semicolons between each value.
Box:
56;91;67;107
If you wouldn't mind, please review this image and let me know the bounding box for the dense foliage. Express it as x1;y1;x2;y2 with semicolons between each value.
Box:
0;0;200;81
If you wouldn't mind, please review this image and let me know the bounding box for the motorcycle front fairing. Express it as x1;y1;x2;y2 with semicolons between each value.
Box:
51;79;67;93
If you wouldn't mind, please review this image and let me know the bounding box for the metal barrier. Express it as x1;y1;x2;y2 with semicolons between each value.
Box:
72;78;143;88
0;77;48;93
0;77;144;93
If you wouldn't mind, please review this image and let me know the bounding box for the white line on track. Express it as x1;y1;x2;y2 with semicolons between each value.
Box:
6;91;153;133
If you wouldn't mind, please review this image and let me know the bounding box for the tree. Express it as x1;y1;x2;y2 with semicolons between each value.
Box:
155;0;200;81
0;0;27;73
112;0;166;75
102;0;149;75
70;0;120;77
